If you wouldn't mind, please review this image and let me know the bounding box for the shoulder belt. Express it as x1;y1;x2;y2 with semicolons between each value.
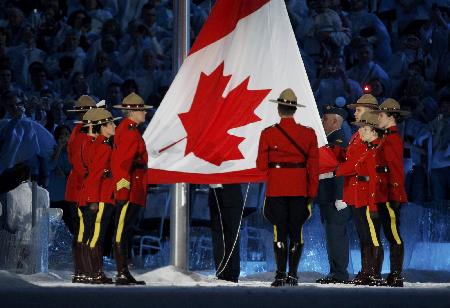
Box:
274;124;308;159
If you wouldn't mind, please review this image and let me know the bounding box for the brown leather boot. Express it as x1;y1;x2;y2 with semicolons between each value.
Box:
79;243;94;283
372;246;385;286
271;241;288;287
353;245;377;286
72;243;87;283
114;244;145;285
386;244;404;287
91;246;113;284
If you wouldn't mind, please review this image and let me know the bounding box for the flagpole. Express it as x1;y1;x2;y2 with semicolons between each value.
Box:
171;0;190;271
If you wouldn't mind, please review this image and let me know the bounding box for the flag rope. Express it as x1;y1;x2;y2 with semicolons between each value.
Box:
214;183;250;277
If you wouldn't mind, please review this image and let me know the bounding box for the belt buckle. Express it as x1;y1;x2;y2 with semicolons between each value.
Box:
275;164;281;168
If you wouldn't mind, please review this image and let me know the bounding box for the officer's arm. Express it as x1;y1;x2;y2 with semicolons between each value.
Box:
114;138;139;202
256;131;269;172
307;130;319;198
383;137;406;202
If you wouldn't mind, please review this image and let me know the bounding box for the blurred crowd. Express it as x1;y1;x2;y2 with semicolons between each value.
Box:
0;0;448;210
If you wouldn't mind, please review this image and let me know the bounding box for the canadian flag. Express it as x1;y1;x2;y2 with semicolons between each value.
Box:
144;0;326;184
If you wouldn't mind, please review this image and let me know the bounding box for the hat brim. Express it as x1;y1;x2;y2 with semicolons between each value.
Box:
347;103;379;110
351;121;379;128
269;99;306;108
82;117;122;127
113;104;154;110
370;109;411;116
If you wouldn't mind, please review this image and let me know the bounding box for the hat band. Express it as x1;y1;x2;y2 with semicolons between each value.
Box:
74;106;96;111
277;98;297;105
122;104;146;108
380;107;401;112
84;117;114;125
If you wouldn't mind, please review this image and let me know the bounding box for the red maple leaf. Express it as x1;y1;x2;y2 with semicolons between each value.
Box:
177;62;271;166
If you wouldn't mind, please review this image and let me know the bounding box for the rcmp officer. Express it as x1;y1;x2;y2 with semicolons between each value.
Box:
350;111;387;286
371;98;409;287
256;88;319;287
111;93;151;285
65;95;97;283
334;94;379;284
79;108;121;284
208;184;244;283
316;105;352;284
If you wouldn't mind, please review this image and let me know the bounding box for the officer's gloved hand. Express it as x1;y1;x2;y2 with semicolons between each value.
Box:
116;200;128;207
335;200;348;211
87;203;99;212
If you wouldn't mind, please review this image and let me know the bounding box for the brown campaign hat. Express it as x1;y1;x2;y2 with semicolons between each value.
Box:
347;94;379;110
269;88;306;108
113;92;153;110
67;95;97;112
82;108;121;126
370;98;411;116
352;110;380;128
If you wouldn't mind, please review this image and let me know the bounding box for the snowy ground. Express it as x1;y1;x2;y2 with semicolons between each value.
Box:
1;266;449;289
1;267;449;308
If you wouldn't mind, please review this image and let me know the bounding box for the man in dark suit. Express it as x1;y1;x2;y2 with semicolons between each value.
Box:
316;105;352;284
208;184;244;283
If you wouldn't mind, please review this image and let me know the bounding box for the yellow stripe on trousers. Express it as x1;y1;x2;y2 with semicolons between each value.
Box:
386;202;402;245
273;225;278;242
115;202;129;243
300;203;313;244
365;207;380;247
77;207;84;243
89;202;105;248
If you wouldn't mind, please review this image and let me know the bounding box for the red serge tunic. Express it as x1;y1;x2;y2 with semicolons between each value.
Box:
335;131;367;205
65;123;90;202
81;135;115;205
111;118;148;206
381;126;408;203
256;118;319;197
354;139;388;211
77;135;96;207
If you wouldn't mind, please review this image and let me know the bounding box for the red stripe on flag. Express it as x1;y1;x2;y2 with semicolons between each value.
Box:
189;0;271;56
147;168;266;184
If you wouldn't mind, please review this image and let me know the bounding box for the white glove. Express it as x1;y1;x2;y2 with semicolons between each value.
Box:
335;200;348;211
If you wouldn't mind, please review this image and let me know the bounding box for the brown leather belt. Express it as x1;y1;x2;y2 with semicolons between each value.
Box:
269;162;306;169
133;162;147;170
356;176;370;182
376;166;389;173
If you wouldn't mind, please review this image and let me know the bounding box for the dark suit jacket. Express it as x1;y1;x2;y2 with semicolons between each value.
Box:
316;128;347;204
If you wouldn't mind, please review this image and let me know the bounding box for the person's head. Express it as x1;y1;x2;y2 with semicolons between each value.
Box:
106;82;122;104
81;0;100;11
116;93;151;124
67;10;89;30
356;44;373;64
95;51;109;71
6;7;24;28
367;77;385;97
2;90;24;118
92;121;116;137
321;105;346;134
53;124;71;145
348;94;379;121
141;3;157;26
72;72;89;95
63;30;80;51
277;104;296;118
101;35;117;53
349;0;367;12
121;79;139;97
58;56;75;76
0;66;12;88
142;48;156;70
359;124;380;142
20;25;36;46
375;98;407;128
30;66;48;88
325;55;345;78
101;19;121;38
